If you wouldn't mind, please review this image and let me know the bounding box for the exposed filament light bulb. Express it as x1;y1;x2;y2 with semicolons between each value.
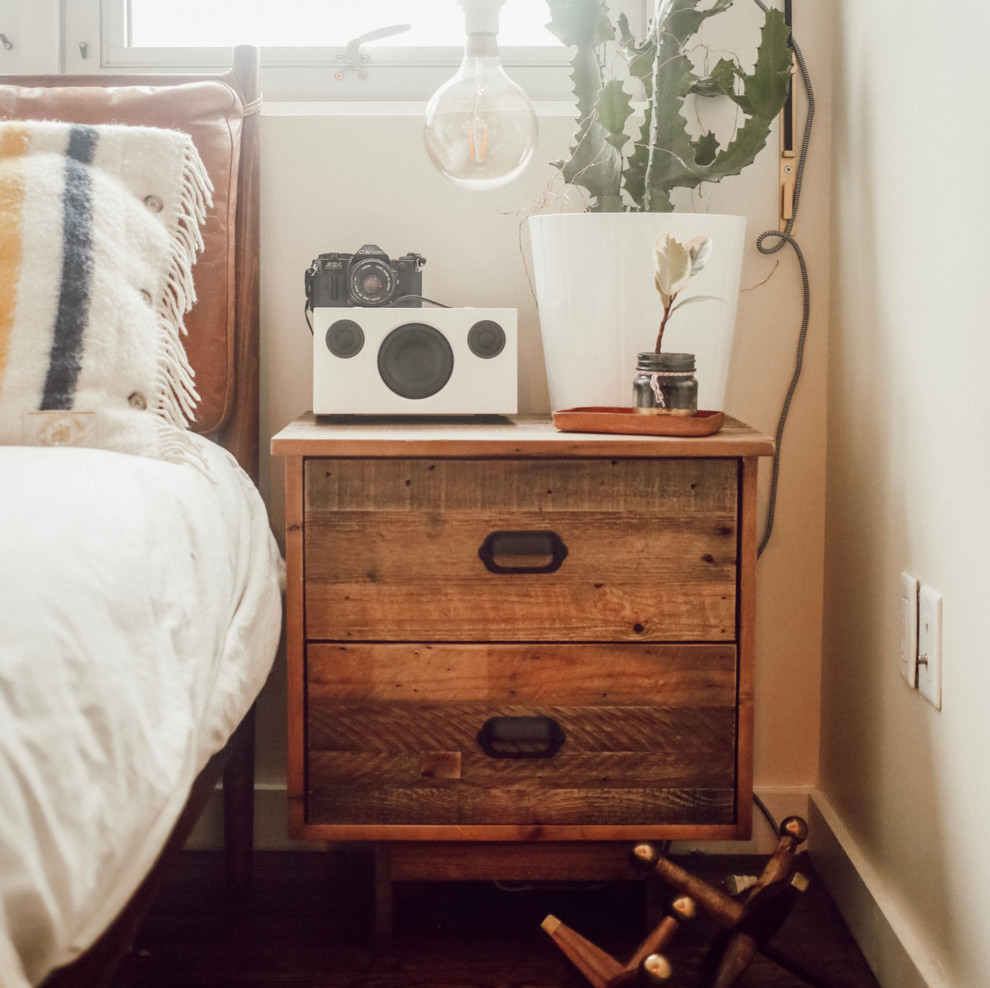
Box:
424;0;538;191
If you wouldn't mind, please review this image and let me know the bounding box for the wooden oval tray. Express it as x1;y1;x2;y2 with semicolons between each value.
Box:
552;407;725;437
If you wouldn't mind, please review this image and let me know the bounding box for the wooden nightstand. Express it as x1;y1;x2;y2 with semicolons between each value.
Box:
271;413;773;946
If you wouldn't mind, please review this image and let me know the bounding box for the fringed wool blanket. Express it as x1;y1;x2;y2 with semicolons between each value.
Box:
0;120;212;460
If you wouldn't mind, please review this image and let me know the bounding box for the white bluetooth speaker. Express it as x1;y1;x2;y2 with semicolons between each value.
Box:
312;307;517;415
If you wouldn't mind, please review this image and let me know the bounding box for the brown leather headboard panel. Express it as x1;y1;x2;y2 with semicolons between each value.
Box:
0;72;249;436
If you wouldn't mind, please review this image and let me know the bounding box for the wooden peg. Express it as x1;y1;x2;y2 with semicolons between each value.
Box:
753;817;809;890
631;820;820;988
708;817;811;988
624;896;695;973
541;914;625;988
639;952;673;983
546;821;824;988
710;878;809;988
632;844;742;928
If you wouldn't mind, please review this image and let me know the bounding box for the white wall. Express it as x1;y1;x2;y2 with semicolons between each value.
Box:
0;5;59;75
823;1;990;984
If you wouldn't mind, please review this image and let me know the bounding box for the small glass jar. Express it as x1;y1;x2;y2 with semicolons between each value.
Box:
632;351;698;415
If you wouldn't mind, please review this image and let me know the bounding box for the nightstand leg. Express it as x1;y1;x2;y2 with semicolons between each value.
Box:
374;843;393;953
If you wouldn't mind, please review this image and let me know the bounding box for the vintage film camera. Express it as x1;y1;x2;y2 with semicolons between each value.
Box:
305;244;426;309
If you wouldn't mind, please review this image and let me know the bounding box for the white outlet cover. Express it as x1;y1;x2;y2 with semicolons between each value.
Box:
917;585;942;709
900;572;918;687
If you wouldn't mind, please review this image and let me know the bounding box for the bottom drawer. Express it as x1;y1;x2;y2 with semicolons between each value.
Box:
305;642;738;833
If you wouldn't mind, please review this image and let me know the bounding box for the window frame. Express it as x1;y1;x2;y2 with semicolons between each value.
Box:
62;0;649;102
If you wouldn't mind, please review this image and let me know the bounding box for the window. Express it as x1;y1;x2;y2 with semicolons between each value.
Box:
125;0;558;49
62;0;648;101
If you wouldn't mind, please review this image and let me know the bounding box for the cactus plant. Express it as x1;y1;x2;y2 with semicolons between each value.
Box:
544;0;792;212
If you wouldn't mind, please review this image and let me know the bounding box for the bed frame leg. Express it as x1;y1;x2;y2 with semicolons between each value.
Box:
223;704;256;895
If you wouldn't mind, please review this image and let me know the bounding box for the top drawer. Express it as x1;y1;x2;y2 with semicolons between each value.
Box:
304;457;738;642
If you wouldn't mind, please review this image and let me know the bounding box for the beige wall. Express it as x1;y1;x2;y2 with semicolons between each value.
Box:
824;0;990;983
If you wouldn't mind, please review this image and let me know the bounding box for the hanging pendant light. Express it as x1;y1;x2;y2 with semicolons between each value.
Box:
424;0;538;191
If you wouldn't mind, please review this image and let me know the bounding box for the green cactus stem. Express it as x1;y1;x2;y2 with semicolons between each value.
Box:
544;0;792;212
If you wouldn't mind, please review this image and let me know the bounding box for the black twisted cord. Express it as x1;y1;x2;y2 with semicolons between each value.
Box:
749;2;816;558
755;226;810;558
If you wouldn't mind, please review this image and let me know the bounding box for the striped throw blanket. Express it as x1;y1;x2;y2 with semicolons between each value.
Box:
0;120;212;460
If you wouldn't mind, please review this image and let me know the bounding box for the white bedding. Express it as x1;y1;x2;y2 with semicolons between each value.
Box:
0;435;283;987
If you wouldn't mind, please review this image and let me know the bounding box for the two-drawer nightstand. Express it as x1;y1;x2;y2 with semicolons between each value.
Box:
271;413;773;947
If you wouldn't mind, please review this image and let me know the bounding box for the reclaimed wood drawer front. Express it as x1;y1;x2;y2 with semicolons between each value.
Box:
305;642;737;829
303;457;738;642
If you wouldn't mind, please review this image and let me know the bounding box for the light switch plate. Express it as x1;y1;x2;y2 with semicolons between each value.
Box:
899;572;918;687
917;585;942;709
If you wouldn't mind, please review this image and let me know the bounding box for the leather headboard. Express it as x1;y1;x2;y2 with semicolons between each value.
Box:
0;71;250;437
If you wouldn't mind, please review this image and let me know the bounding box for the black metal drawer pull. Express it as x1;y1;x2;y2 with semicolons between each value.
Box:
477;530;568;574
477;715;566;759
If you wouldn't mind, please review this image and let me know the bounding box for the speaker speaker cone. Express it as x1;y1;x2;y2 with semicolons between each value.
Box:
377;323;455;399
325;319;365;358
467;319;507;358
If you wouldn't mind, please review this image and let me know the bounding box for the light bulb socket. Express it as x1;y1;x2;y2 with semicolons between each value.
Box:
459;0;504;37
464;34;499;57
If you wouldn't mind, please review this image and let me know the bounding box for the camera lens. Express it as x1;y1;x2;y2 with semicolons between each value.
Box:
348;258;395;306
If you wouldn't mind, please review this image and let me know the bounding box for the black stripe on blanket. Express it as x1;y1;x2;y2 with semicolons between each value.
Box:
41;125;98;411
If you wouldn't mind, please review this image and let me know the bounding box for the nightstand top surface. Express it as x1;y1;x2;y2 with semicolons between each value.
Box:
271;413;774;459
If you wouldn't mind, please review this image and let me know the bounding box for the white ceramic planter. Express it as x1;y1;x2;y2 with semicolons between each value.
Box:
527;212;747;411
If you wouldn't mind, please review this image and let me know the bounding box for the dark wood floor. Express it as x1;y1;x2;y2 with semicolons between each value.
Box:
115;849;881;988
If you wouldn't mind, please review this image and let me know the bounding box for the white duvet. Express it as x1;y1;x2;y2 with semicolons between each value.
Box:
0;436;283;987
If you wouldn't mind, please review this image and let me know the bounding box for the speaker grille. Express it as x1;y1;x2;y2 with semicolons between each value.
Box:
467;319;506;358
325;319;365;358
377;323;454;399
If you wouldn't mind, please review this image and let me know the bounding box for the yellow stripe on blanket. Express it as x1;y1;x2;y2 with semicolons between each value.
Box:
0;124;30;390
